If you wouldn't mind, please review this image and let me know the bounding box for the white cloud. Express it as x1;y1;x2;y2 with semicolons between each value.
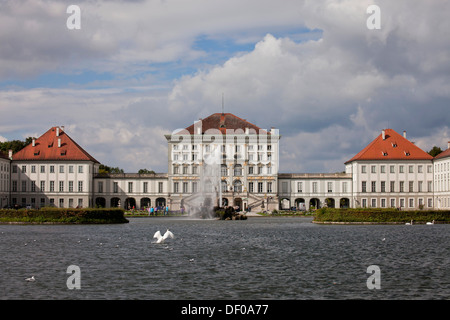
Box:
1;0;450;173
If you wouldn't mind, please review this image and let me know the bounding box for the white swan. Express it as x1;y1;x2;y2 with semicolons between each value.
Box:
154;229;174;243
25;276;35;282
426;220;435;225
405;220;413;225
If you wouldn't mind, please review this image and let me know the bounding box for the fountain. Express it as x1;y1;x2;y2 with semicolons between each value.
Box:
186;145;222;219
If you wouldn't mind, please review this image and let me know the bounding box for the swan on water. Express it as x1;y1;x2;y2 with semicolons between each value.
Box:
405;220;413;225
426;220;435;225
154;229;174;243
25;276;35;282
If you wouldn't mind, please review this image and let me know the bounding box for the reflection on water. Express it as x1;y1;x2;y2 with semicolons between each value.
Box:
0;217;449;300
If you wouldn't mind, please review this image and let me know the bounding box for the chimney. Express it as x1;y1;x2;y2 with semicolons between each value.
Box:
245;128;249;134
403;130;407;139
8;149;12;160
32;138;36;147
448;141;450;150
382;129;386;140
61;126;65;132
56;127;60;136
58;138;61;148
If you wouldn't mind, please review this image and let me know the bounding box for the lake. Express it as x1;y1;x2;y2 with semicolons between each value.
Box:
0;217;448;300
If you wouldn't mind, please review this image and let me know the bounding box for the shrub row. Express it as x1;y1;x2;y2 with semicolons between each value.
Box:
314;207;450;223
0;207;129;224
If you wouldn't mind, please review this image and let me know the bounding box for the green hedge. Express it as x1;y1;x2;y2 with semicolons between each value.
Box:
314;207;450;223
0;207;129;224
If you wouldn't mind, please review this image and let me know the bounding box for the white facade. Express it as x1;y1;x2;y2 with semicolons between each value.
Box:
434;142;450;209
3;122;450;212
0;152;10;208
346;160;434;210
10;161;99;208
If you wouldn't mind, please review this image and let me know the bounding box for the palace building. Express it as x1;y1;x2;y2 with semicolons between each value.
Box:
3;113;450;211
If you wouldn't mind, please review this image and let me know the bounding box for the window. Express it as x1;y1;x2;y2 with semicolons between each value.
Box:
371;199;376;208
427;165;432;173
399;166;404;173
158;182;163;193
192;182;197;193
128;182;133;193
183;182;188;193
362;181;367;193
22;165;26;173
31;165;36;173
409;198;414;208
50;181;55;192
342;182;348;193
312;182;318;193
221;165;228;176
78;166;83;174
69;181;74;192
267;182;273;193
428;181;433;192
59;165;64;173
98;181;103;193
381;181;386;192
69;166;74;173
418;165;423;173
59;181;64;192
248;166;254;174
361;166;366;173
409;165;414;173
400;198;405;208
390;198;396;208
428;198;433;208
409;181;414;192
381;165;385;173
362;199;367;208
297;182;303;193
78;181;83;192
418;181;423;192
390;181;395;192
390;165;395;173
40;166;45;173
59;199;64;208
400;181;404;192
371;166;376;173
371;181;376;192
22;181;27;192
328;182;333;193
234;180;242;193
174;182;179;193
249;182;254;193
143;182;148;193
258;182;263;193
381;198;386;208
50;165;55;173
282;182;288;193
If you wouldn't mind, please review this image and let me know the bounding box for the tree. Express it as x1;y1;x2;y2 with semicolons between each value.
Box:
99;164;124;174
138;168;155;174
0;137;34;154
428;146;443;157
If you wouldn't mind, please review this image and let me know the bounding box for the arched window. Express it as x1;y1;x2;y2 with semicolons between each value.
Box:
233;180;242;192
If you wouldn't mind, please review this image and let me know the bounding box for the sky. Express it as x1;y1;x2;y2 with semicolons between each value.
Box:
1;0;449;173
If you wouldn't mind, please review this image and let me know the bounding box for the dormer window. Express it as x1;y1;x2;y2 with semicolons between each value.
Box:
60;150;67;156
392;142;397;148
405;151;410;156
34;150;40;156
382;151;388;156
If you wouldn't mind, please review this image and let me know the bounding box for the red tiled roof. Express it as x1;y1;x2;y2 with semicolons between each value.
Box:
12;127;99;163
183;113;268;135
434;147;450;160
345;129;433;163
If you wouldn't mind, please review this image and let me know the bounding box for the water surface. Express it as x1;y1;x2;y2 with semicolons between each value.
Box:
1;217;448;299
